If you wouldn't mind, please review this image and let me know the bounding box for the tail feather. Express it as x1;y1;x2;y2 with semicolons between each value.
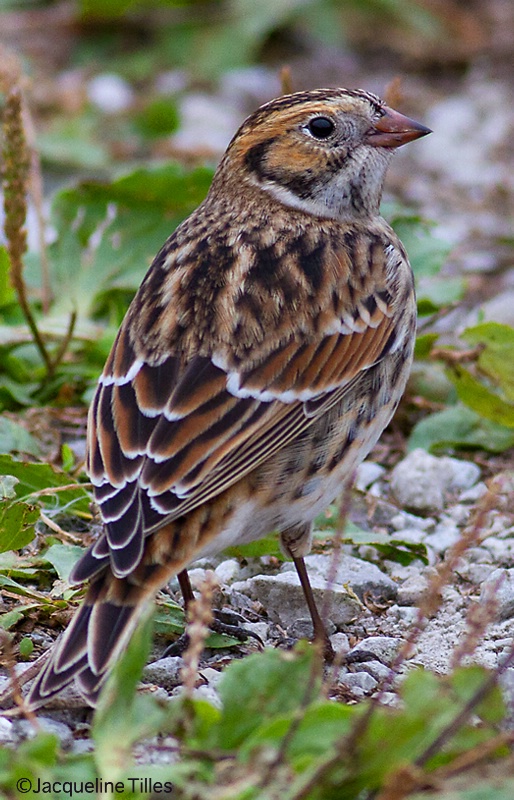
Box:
25;573;151;710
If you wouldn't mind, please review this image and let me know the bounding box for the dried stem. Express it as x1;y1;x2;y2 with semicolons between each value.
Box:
280;65;294;95
180;571;217;697
2;88;52;374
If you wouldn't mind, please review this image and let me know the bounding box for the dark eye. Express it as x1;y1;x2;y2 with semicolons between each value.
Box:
307;117;335;139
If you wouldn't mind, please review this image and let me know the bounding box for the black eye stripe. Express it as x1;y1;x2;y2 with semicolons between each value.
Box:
307;117;335;139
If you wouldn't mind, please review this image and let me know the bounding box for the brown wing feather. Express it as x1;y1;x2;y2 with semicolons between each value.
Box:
79;227;401;581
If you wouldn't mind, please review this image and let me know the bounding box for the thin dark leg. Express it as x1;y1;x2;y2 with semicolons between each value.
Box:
177;569;195;609
163;568;262;657
293;556;335;662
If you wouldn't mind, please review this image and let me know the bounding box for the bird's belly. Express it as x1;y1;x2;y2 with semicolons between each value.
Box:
194;368;403;562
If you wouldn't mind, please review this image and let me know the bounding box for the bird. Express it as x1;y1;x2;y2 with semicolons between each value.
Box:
26;87;430;708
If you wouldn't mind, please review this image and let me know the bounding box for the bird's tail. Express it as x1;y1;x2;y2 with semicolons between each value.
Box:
25;571;155;709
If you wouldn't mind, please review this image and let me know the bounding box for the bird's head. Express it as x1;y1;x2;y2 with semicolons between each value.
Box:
215;88;430;220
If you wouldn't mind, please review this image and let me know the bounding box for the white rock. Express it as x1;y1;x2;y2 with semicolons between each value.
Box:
338;671;378;695
143;657;183;690
0;717;14;744
459;481;487;503
396;573;430;606
71;739;95;755
424;521;461;554
481;538;514;565
390;512;435;532
359;660;392;682
214;559;241;584
348;636;402;665
87;73;134;113
387;605;419;625
242;622;269;642
354;461;386;491
302;553;397;602
187;568;208;589
155;69;188;95
391;449;480;513
329;632;350;654
199;667;223;686
232;571;361;628
480;568;514;620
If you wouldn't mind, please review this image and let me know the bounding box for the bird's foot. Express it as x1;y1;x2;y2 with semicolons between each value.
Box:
163;608;263;657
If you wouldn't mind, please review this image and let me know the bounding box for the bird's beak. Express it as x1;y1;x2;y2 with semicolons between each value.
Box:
365;106;431;148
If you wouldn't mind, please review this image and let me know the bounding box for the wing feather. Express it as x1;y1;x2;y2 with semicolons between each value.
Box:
77;227;404;581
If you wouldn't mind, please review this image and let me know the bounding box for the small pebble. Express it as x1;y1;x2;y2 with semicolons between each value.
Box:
338;671;378;695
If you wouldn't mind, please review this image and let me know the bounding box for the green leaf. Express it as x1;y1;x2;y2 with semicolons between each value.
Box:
19;636;34;657
0;455;91;513
409;404;514;453
0;246;15;309
213;644;320;751
417;275;465;311
0;417;41;456
342;528;428;566
242;700;354;765
414;333;439;359
0;608;25;629
391;217;452;277
224;533;284;560
47;163;213;322
37;114;110;170
447;365;514;428
133;97;180;139
153;601;186;636
462;322;514;402
0;500;39;552
42;543;85;582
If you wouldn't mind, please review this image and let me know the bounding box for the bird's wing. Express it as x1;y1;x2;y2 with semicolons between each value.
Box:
75;229;402;581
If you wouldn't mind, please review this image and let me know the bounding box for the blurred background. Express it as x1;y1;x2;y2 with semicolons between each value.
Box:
1;0;514;311
0;0;513;456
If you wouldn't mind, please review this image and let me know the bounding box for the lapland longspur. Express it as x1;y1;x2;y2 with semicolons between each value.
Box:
27;87;430;708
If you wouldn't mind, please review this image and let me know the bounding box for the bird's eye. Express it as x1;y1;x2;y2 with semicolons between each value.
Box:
307;117;335;139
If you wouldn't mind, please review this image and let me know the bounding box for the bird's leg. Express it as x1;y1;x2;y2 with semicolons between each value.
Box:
177;569;195;609
163;568;262;656
281;523;335;662
293;556;335;663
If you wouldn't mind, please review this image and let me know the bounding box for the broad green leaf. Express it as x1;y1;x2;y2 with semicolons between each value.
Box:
0;608;25;629
391;217;452;278
417;275;465;311
447;365;514;428
19;636;34;657
0;417;41;456
48;163;213;321
42;543;85;582
0;455;91;513
462;322;514;401
242;700;354;765
414;332;439;359
0;500;39;552
342;528;428;566
37;114;110;169
214;644;320;750
0;574;63;602
409;404;514;453
153;601;186;636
